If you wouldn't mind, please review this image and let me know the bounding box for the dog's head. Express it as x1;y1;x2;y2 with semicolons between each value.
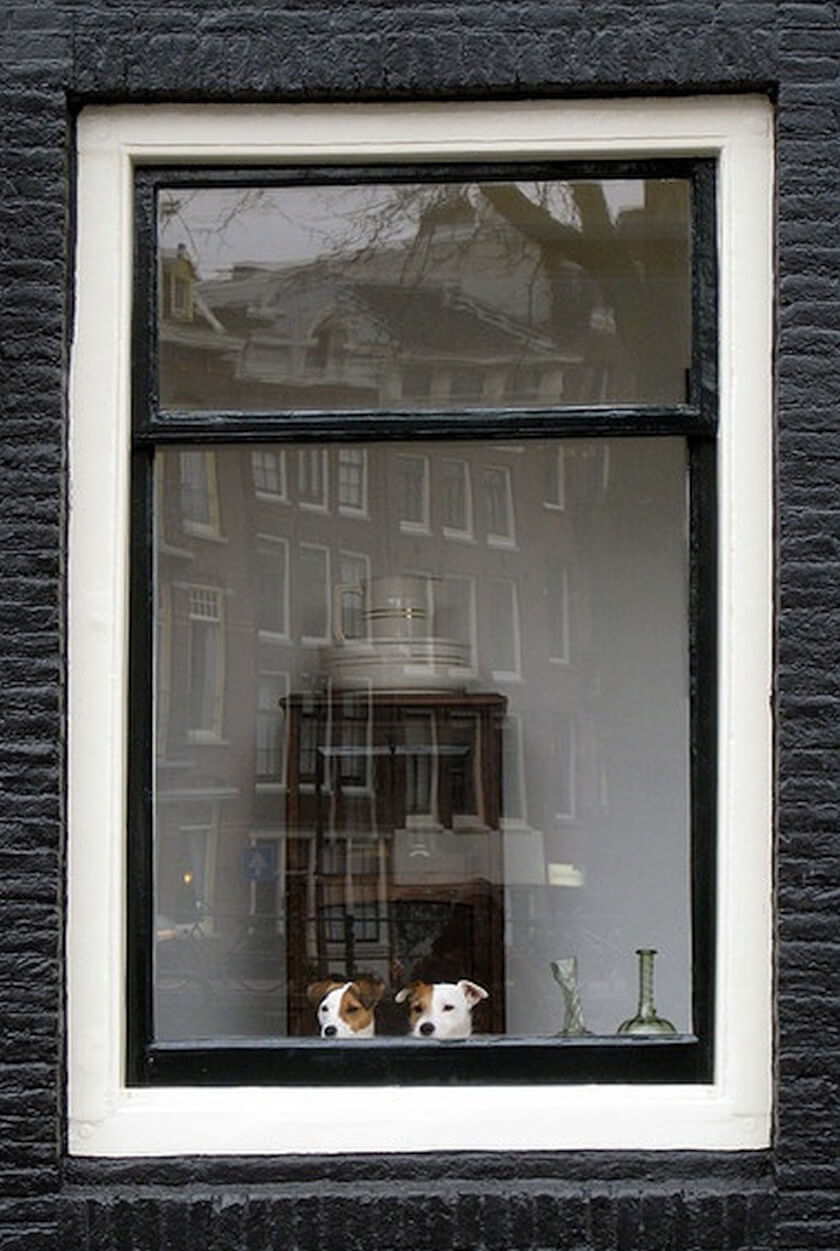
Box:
307;976;385;1038
395;979;488;1039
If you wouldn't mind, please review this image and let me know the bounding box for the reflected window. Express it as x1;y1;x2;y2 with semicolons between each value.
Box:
180;450;219;535
256;672;288;782
186;587;224;739
441;458;473;538
257;541;288;638
252;450;287;499
500;714;526;827
486;578;521;680
298;543;330;643
544;447;566;510
398;454;429;532
547;561;571;662
338;448;367;516
336;550;369;641
297;449;328;510
550;713;576;821
484;466;515;546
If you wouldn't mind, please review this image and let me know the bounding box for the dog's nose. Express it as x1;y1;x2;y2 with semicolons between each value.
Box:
419;1021;436;1036
324;1025;337;1037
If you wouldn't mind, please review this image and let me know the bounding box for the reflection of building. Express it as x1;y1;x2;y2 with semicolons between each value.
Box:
154;432;691;1040
152;175;692;1042
157;190;650;411
160;266;578;410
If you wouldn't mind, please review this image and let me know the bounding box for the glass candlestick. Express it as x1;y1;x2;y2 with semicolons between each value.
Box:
617;948;676;1035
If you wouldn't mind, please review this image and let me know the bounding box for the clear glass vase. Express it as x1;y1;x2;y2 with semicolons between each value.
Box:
617;947;676;1035
551;956;590;1037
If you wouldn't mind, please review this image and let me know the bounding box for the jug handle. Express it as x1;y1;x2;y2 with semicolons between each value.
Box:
331;582;362;644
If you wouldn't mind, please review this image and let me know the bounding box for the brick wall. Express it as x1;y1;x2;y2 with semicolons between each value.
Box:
0;2;837;1248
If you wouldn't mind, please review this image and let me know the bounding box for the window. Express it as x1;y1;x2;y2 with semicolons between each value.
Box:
544;446;566;510
70;99;772;1156
546;561;571;663
256;540;289;639
337;447;367;516
486;577;521;680
297;543;330;643
335;549;370;641
149;167;697;1066
186;587;224;740
179;450;220;535
255;671;288;782
441;458;473;539
397;453;430;532
297;447;328;510
252;449;287;500
483;465;516;546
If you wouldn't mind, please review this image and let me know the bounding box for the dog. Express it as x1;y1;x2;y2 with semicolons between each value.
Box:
307;976;385;1038
395;979;488;1039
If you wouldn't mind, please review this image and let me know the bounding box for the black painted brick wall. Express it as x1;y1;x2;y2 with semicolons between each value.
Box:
0;1;838;1248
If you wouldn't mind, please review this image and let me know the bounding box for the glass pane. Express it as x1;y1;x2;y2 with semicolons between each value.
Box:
157;179;691;411
152;438;691;1042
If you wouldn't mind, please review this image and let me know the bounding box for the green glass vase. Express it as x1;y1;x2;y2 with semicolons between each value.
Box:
617;948;676;1035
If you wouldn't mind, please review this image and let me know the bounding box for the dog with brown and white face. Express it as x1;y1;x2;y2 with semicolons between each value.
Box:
307;976;385;1038
395;979;488;1039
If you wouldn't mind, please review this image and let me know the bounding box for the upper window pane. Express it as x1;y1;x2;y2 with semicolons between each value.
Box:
157;179;691;411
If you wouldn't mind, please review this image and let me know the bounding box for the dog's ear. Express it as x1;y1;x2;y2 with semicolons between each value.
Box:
306;978;340;1005
352;976;385;1008
395;981;422;1004
458;979;489;1008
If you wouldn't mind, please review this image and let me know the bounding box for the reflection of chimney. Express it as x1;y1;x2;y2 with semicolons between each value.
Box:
165;243;197;322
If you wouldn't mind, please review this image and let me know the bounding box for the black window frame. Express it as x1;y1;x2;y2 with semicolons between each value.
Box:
128;158;717;1087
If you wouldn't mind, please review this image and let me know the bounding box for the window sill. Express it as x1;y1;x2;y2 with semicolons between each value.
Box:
69;1079;770;1157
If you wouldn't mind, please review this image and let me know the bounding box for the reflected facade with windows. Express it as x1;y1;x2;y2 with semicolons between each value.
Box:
153;437;691;1041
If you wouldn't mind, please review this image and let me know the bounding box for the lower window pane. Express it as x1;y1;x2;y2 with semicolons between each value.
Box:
152;438;691;1042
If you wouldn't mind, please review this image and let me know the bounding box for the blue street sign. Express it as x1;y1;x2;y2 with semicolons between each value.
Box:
243;843;277;882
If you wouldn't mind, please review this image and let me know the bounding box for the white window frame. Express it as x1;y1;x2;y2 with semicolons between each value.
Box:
68;97;773;1157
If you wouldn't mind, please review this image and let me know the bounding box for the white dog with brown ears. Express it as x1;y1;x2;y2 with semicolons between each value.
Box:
307;975;385;1038
395;979;488;1039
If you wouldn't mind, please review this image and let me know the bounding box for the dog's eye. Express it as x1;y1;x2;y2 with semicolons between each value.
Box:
443;1004;455;1012
346;1004;358;1013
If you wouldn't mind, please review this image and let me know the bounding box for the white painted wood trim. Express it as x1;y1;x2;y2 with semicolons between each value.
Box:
68;96;774;1156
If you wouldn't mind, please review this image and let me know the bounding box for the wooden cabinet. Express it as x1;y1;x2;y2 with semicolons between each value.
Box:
283;690;507;1035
